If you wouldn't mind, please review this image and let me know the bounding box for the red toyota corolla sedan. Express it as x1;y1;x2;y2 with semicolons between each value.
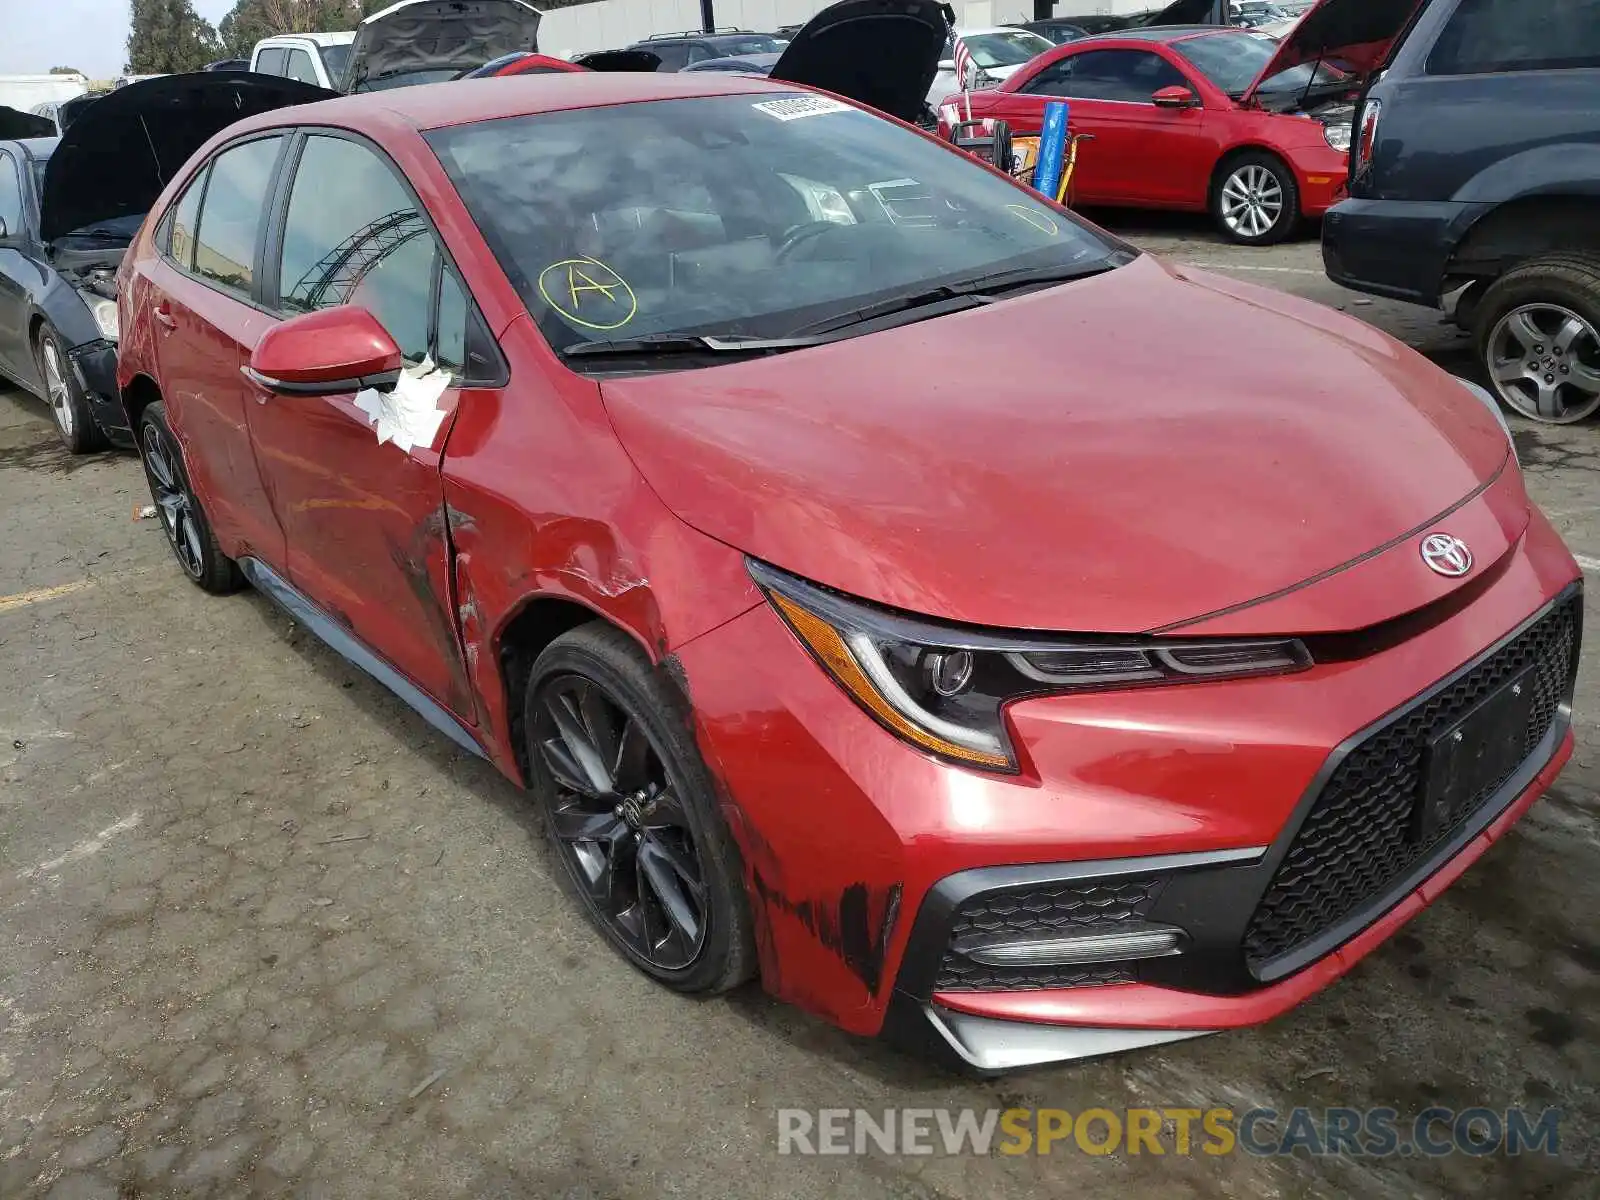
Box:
116;67;1579;1073
939;0;1422;244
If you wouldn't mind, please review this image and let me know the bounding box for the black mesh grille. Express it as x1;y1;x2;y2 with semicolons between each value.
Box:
934;878;1161;991
1244;597;1579;972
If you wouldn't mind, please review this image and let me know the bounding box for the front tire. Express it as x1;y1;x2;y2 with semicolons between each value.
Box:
1212;152;1299;246
34;326;106;454
1475;255;1600;425
137;402;243;593
524;623;755;994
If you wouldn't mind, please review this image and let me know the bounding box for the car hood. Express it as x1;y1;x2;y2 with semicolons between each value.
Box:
39;72;336;243
1240;0;1425;101
769;0;952;123
0;106;54;139
345;0;542;90
598;255;1517;634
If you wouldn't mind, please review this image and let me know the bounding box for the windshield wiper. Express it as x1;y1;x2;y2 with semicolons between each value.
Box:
561;332;836;359
789;258;1128;338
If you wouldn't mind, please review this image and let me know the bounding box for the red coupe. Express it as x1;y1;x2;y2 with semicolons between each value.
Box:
939;0;1422;243
114;24;1578;1070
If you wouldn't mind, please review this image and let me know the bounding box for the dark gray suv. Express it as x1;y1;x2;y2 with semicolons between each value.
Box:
1322;0;1600;423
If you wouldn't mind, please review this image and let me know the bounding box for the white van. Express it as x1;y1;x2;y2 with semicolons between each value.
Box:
249;32;357;91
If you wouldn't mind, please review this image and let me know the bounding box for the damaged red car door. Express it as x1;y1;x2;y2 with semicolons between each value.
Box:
241;132;479;717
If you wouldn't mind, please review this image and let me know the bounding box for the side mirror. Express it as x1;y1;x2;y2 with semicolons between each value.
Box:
1152;85;1200;109
244;306;402;396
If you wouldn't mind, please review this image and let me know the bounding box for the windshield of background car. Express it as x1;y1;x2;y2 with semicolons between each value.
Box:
710;35;784;55
321;43;352;80
965;31;1053;68
1175;30;1347;94
426;93;1120;355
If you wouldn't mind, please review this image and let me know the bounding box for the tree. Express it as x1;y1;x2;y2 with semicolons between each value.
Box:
49;66;85;75
126;0;223;74
217;0;385;59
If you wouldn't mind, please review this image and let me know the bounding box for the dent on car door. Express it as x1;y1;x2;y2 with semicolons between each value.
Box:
244;132;479;718
151;135;291;566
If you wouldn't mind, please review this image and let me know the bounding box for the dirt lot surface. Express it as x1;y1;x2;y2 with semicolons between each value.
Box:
3;214;1598;1200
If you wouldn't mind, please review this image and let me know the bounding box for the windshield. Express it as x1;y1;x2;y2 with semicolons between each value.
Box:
961;31;1053;68
358;67;461;91
428;94;1120;358
320;43;352;81
1175;30;1348;95
709;35;784;55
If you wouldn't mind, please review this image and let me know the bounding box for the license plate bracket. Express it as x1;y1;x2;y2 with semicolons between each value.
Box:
1415;667;1537;843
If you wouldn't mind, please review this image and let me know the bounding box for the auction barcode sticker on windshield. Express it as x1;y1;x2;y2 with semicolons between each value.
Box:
752;96;853;121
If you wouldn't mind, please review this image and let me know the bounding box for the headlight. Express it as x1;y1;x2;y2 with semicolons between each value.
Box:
750;561;1311;773
84;294;118;342
1324;123;1352;153
1456;375;1517;462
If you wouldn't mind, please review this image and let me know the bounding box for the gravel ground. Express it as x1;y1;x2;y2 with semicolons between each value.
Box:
2;213;1598;1200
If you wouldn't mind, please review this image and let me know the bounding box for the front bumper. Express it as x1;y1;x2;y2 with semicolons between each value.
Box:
1286;143;1351;219
673;506;1580;1065
1322;197;1494;307
67;339;133;448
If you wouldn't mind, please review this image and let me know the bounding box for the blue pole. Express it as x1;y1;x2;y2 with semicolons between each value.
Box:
1031;101;1069;199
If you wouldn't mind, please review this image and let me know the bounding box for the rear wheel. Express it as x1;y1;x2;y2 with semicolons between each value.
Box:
1212;152;1299;246
524;623;755;994
137;402;243;593
1475;255;1600;425
34;326;105;454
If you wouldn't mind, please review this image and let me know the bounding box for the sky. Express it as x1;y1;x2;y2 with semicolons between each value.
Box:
0;0;237;81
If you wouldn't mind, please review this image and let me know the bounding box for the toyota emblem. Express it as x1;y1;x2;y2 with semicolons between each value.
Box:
1420;533;1473;577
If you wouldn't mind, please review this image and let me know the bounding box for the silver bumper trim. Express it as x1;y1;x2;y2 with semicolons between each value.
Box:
924;1004;1214;1072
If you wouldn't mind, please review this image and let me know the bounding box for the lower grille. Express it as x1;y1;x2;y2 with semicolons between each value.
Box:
934;877;1162;991
1244;596;1579;972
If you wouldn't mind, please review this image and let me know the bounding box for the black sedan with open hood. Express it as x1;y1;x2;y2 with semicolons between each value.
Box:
344;0;544;91
0;72;335;453
768;0;953;125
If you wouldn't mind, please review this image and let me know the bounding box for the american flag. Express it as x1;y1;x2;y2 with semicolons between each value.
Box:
952;36;974;92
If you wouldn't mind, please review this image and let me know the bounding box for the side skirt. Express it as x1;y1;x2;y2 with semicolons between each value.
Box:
237;556;487;760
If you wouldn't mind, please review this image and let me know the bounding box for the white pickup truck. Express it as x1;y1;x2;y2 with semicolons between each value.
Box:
0;74;89;113
248;32;356;90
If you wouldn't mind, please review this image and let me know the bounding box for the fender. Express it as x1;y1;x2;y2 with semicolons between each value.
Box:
1452;143;1600;206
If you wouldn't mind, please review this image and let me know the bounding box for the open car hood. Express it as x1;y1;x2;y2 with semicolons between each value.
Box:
346;0;542;90
0;106;55;140
769;0;952;123
39;73;337;243
1239;0;1426;102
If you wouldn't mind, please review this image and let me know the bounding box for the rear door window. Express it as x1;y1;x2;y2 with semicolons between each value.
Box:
164;169;207;270
255;46;289;76
191;136;285;297
0;152;21;237
1428;0;1600;74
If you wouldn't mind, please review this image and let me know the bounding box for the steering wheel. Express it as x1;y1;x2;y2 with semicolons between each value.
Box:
775;221;843;262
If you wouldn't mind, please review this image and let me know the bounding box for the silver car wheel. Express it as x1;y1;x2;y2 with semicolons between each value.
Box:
1486;303;1600;424
41;338;75;441
1219;164;1285;241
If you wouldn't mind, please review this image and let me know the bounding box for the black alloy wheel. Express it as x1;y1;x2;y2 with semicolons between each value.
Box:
136;402;243;594
535;672;708;969
524;624;754;992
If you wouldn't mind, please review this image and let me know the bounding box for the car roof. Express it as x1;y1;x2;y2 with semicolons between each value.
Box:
260;31;356;46
225;70;791;137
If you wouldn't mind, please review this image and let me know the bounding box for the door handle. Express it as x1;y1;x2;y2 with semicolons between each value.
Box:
153;305;177;330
